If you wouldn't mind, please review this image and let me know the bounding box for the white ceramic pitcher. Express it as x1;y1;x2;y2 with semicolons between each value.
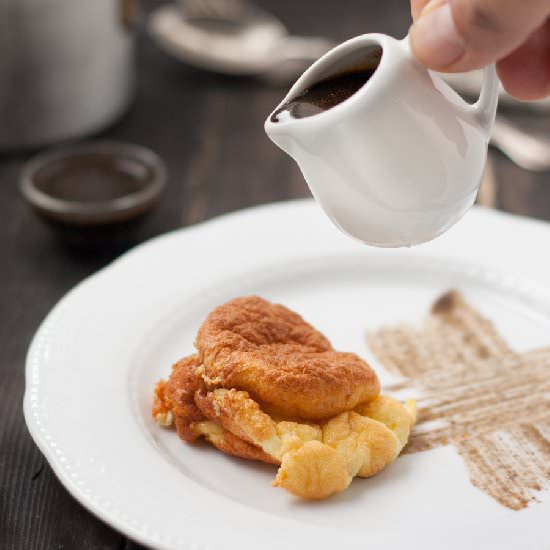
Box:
265;33;499;247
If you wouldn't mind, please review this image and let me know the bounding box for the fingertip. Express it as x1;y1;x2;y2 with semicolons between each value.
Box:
410;3;466;70
498;60;550;101
497;23;550;101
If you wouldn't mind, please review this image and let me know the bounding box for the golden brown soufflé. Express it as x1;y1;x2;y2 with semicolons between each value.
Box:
153;296;415;499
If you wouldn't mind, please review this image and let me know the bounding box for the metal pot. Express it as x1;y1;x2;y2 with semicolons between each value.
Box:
0;0;137;151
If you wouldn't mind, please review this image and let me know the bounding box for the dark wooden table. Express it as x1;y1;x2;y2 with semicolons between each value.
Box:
1;1;549;548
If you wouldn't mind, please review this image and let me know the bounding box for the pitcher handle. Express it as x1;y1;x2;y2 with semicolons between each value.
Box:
472;64;499;141
401;35;499;142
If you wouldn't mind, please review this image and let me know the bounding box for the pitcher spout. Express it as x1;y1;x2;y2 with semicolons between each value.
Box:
264;120;297;158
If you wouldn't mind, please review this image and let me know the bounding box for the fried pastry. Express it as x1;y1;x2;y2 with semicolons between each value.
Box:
153;296;415;499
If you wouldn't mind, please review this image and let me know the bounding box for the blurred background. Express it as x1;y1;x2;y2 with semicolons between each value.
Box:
1;0;549;264
1;1;550;547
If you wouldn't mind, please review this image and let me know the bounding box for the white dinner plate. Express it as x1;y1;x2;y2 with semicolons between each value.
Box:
24;200;550;550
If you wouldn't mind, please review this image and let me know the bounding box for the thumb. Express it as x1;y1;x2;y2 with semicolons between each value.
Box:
409;0;550;72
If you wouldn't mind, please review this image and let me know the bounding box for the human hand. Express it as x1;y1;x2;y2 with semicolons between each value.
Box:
409;0;550;100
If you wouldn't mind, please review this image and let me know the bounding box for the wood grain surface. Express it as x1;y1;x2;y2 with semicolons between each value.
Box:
1;1;548;548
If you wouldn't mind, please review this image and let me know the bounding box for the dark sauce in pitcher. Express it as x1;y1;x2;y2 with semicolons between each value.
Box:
270;67;377;122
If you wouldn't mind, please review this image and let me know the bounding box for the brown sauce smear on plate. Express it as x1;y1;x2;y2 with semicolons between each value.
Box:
368;290;550;510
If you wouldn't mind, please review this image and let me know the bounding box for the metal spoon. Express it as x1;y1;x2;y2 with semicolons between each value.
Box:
491;116;550;172
176;0;335;83
148;3;334;82
177;0;246;22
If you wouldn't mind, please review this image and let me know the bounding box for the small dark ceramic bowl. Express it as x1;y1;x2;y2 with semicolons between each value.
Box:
20;141;166;245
